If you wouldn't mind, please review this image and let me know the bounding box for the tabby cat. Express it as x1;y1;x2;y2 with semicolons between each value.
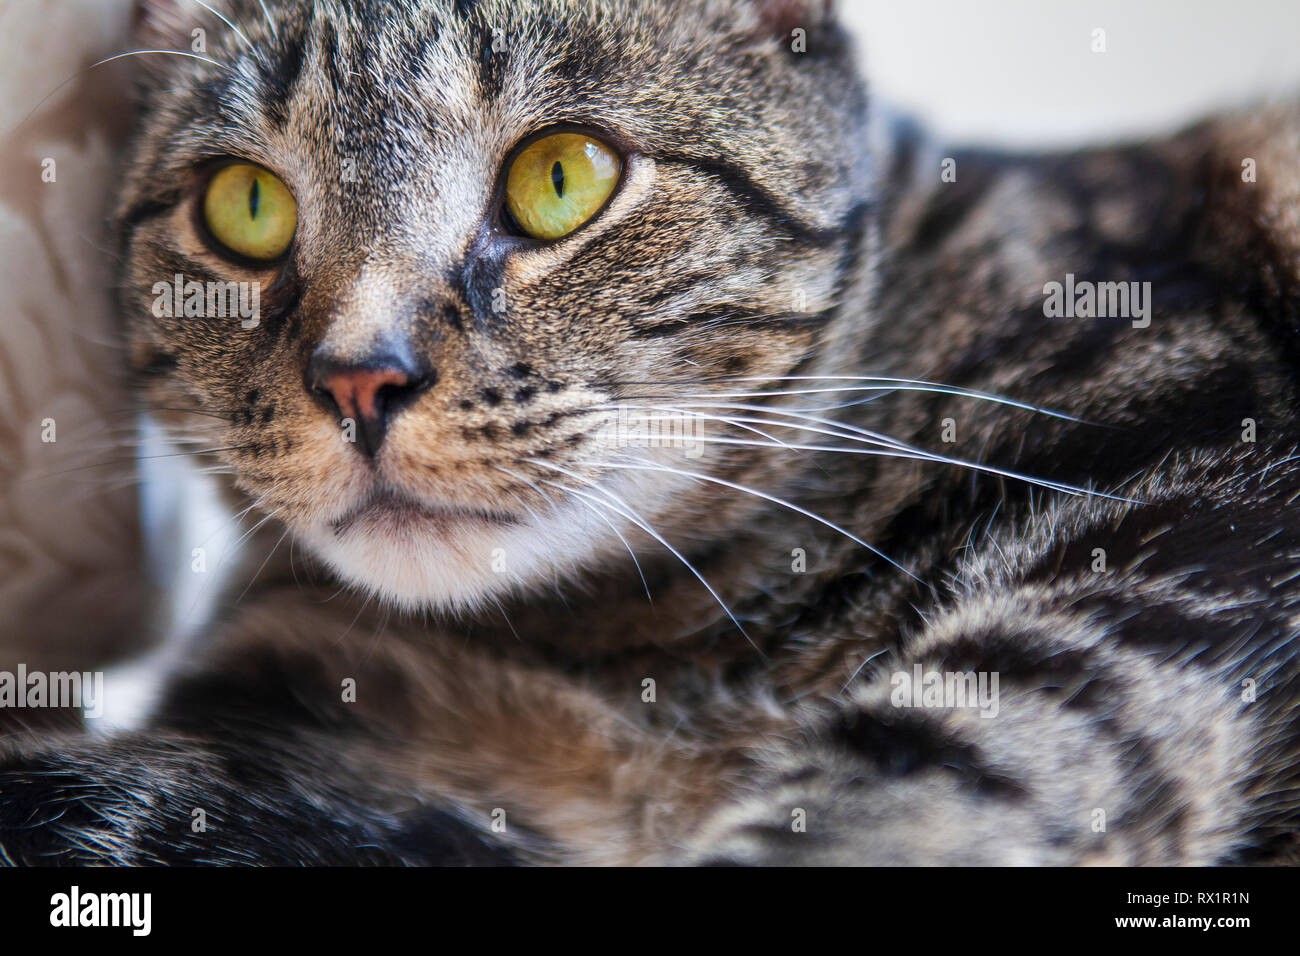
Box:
2;0;1300;865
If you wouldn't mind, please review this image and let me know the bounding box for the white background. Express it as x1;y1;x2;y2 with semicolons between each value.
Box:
841;0;1300;147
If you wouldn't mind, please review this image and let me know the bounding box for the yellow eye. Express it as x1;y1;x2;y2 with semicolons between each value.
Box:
504;132;621;240
203;163;297;261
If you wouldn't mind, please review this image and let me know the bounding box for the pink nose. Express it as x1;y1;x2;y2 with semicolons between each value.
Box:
307;353;431;459
317;366;413;426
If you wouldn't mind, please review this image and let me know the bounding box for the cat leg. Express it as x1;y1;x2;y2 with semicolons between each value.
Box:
686;483;1299;865
0;731;519;865
0;590;713;865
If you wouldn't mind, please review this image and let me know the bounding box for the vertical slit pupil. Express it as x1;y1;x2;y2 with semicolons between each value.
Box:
551;161;564;199
249;177;261;220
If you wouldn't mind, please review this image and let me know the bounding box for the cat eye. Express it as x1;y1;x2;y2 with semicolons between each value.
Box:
202;162;298;262
504;132;621;240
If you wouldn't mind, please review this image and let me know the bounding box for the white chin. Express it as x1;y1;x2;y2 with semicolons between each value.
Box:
296;502;604;612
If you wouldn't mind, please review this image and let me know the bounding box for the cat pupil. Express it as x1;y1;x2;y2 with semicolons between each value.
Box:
551;161;564;199
248;178;260;220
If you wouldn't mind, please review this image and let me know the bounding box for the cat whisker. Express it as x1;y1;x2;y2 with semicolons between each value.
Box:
7;48;228;137
197;499;263;554
526;459;756;651
575;455;918;581
255;0;279;38
632;400;1140;503
359;603;397;667
235;523;290;606
600;405;801;452
635;431;1127;502
18;445;257;484
604;405;842;479
332;588;379;648
624;390;905;416
615;379;1082;422
146;406;243;420
90;49;226;71
838;646;891;697
495;464;654;606
606;398;1136;503
599;400;913;451
226;505;282;557
177;498;261;552
491;465;553;524
186;0;264;65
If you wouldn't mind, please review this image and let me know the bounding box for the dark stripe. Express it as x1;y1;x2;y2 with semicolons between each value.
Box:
829;706;1029;800
904;150;1004;253
118;192;180;258
318;19;347;94
628;307;832;340
917;604;1198;851
1021;495;1296;660
259;25;307;127
131;351;179;379
550;30;614;86
654;150;863;244
1086;715;1190;853
932;629;1135;717
827;197;872;318
476;23;507;99
459;234;514;329
936;632;1104;691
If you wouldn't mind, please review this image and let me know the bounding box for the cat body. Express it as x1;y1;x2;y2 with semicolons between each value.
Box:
2;0;1300;865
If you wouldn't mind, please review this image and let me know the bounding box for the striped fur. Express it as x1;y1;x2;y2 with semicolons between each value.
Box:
2;0;1300;865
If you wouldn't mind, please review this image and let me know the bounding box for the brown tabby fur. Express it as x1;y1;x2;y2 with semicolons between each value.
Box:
2;0;1300;865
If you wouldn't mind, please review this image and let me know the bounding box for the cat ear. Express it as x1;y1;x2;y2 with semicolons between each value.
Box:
749;0;836;45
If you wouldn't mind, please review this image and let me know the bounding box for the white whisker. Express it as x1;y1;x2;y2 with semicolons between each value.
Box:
235;524;290;605
575;457;920;582
6;47;227;135
90;49;225;71
603;400;912;452
604;405;802;453
187;0;260;59
495;464;653;605
527;460;758;651
256;0;278;37
610;404;1135;502
618;376;1083;422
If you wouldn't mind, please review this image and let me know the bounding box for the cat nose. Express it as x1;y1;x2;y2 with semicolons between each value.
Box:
307;350;433;459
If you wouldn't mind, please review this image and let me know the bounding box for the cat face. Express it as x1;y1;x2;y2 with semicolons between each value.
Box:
118;0;870;610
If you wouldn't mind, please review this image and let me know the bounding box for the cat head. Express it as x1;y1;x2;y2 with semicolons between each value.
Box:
118;0;871;611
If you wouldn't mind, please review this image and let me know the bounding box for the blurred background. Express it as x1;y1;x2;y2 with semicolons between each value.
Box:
843;0;1300;147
